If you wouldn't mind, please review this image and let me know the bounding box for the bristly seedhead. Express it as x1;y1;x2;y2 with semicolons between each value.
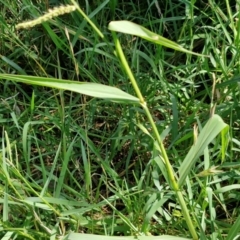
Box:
16;5;77;29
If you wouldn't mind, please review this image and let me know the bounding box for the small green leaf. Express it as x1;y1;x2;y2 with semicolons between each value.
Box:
1;55;27;74
221;125;229;163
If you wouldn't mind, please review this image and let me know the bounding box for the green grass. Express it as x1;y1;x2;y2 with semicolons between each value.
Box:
1;0;240;239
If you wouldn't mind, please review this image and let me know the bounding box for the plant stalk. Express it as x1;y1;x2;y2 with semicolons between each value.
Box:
70;0;104;39
112;32;198;240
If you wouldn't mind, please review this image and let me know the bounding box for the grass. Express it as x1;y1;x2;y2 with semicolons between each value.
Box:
1;0;240;239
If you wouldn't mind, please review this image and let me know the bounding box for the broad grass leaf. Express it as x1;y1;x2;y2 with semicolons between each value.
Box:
178;115;228;187
0;74;139;103
108;21;206;57
67;233;190;240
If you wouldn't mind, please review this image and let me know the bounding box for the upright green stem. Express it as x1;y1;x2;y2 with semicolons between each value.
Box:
69;1;198;236
70;0;104;39
55;90;67;198
225;0;236;38
112;32;198;240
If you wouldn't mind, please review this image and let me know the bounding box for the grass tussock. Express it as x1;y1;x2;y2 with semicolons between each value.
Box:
1;0;240;239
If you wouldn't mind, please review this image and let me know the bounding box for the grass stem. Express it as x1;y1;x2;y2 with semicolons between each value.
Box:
112;32;198;240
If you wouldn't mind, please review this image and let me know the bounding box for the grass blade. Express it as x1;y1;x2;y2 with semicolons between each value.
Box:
68;233;190;240
226;214;240;240
178;115;228;187
0;74;139;103
108;21;207;57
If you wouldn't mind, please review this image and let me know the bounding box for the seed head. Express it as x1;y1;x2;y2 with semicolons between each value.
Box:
16;5;77;29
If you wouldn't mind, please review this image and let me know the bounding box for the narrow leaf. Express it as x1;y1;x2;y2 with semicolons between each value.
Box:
216;75;240;88
178;115;228;187
226;214;240;240
1;55;27;74
0;74;139;103
68;233;190;240
108;21;207;57
215;184;240;193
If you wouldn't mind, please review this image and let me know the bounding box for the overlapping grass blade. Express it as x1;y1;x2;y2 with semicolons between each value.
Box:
216;75;240;88
178;115;228;187
226;214;240;240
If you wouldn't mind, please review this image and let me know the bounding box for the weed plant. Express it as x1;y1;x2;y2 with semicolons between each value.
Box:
0;0;240;239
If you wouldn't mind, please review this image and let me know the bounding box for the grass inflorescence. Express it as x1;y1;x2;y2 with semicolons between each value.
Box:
16;5;77;29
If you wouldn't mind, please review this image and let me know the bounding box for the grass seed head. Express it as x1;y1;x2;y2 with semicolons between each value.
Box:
16;5;77;29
